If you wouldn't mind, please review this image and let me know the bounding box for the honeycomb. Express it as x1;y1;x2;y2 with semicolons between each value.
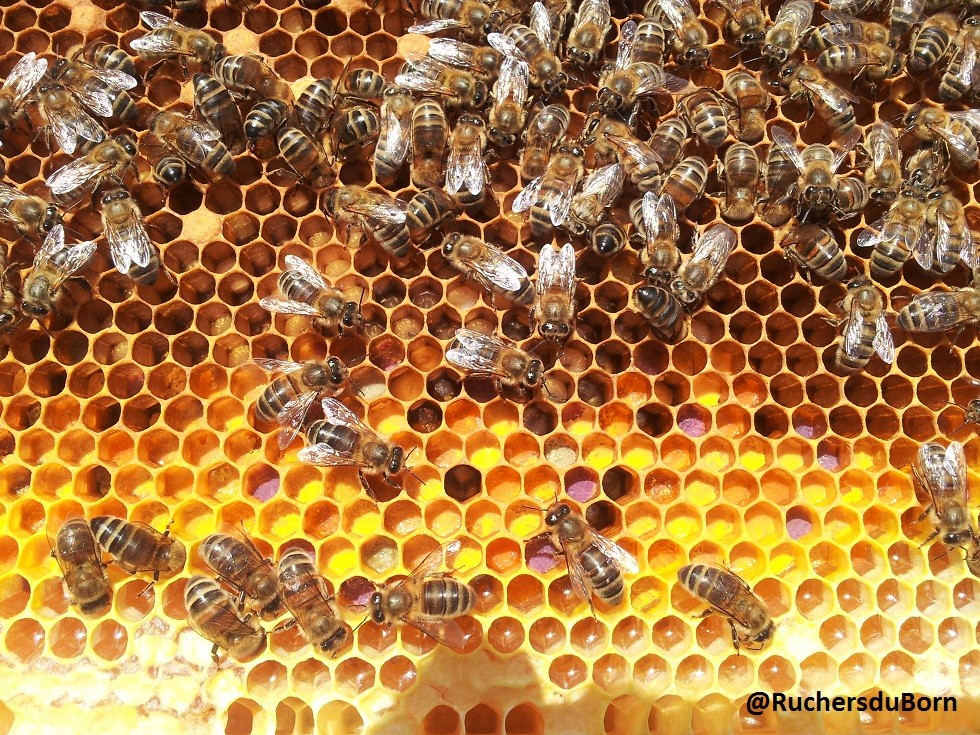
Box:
0;0;979;732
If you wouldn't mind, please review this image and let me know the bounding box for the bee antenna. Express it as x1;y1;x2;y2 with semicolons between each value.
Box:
349;614;371;636
950;420;974;438
519;504;546;512
349;377;365;397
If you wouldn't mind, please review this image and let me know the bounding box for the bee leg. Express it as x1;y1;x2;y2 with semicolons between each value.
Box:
143;60;167;84
137;580;155;598
236;588;247;613
729;621;742;657
211;644;221;663
273;618;297;634
920;529;940;547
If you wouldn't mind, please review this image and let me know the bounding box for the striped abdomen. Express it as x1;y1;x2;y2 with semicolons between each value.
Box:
255;373;305;422
420;578;475;618
580;544;626;604
91;516;185;574
185;575;266;660
834;318;876;372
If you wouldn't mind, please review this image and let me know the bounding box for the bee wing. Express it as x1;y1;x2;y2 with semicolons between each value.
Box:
575;163;625;208
487;33;524;61
633;65;693;96
35;227;96;290
466;244;529;291
276;391;318;450
175;118;222;147
643;191;679;243
537;242;576;301
890;0;923;33
283;254;328;291
814;9;861;41
513;176;544;213
933;214;954;272
575;0;611;35
259;298;320;317
907;219;933;271
549;172;579;227
657;0;694;29
605;133;663;170
71;84;116;118
395;59;455;94
380;101;410;168
3;53;47;105
832;128;861;172
446;328;510;375
139;11;185;30
943;441;968;497
346;199;408;224
530;1;554;47
446;131;486;197
873;313;894;363
800;78;859;110
855;215;886;249
616;20;637;71
45;157;113;196
495;57;530;107
590;532;640;576
408;19;467;34
426;38;476;68
961;228;978;271
406;539;461;580
402;615;468;650
930;120;979;166
253;358;305;374
841;297;868;358
869;121;897;171
44;97;105;154
777;0;814;31
299;442;364;467
83;67;139;91
0;183;36;221
686;224;736;285
105;203;153;273
320;396;384;445
769;126;806;173
903;292;975;332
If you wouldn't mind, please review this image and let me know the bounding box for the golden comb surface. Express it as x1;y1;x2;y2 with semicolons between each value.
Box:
0;0;978;734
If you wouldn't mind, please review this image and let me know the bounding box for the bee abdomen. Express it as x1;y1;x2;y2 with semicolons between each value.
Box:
870;242;908;280
580;545;625;604
420;578;475;617
255;375;302;422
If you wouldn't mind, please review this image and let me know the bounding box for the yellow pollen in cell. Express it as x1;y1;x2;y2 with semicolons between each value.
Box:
700;450;729;473
665;515;699;541
268;513;300;539
488;417;518;438
769;553;797;577
686;480;717;506
567;419;593;437
779;452;805;472
325;547;356;577
623;447;654;471
741;451;767;472
855;452;874;471
707;517;734;541
586;446;615;470
351;512;381;537
419;478;444;501
377;415;405;435
293;479;321;504
470;446;501;470
698;392;721;407
511;515;541;538
629;515;658;538
456;547;482;571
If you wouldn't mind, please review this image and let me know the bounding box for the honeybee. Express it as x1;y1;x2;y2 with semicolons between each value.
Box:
91;516;186;581
100;188;162;286
0;52;48;136
488;57;529;148
446;114;490;198
277;549;350;655
340;68;387;100
676;88;731;148
713;0;766;46
634;283;687;342
774;62;857;136
276;126;334;188
245;100;288;144
441;233;532;304
565;163;626;237
762;0;814;66
490;3;567;96
805;9;889;51
259;254;364;337
72;42;138;80
530;500;639;608
411;99;449;189
35;83;106;155
153;154;188;188
723;71;768;144
590;222;628;257
293;79;337;138
130;11;225;69
329;106;381;159
832;278;894;373
595;61;690;116
212;53;292;103
366;540;474;650
648;117;689;172
21;224;95;320
678;564;774;652
405;187;463;243
925;187;976;274
299;397;411;494
903;103;980;170
890;0;924;38
904;145;948;196
51;516;111;616
184;575;266;662
395;58;488;110
661;156;709;213
816;40;905;91
762;140;798;227
634;191;681;283
148;111;235;181
193;73;246;155
939;16;980;102
584;114;635;168
407;0;495;38
567;0;612;68
601;132;662;193
426;38;503;78
631;18;669;65
325;186;412;259
862;121;902;205
514;142;584;237
532;242;576;342
837;178;872;218
0;183;62;240
374;86;413;182
48;56;139;121
779;223;847;282
45;134;138;204
254;358;353;449
647;0;710;66
446;328;548;396
914;442;978;555
720;143;760;222
908;12;958;72
521;104;569;179
199;532;284;619
857;187;930;278
898;285;980;334
0;244;22;335
769;126;860;221
670;223;737;310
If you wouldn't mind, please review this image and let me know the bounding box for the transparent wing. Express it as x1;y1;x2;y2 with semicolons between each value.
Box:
548;173;578;227
902;292;976;332
345;198;407;224
299;442;365;467
841;295;867;357
495;57;530;108
105;204;153;273
402;615;468;650
869;121;897;171
933;121;980;166
446;328;510;375
631;63;692;96
513;177;543;213
283;254;328;291
253;358;305;374
83;67;138;91
406;539;461;580
536;242;576;302
395;59;457;95
855;217;885;249
259;298;320;316
3;53;47;105
427;39;478;69
961;228;977;271
44;97;106;154
575;0;611;37
591;533;640;575
934;215;954;272
530;1;553;47
685;224;736;286
605;133;662;170
173;118;221;146
643;191;679;243
943;441;968;497
276;391;318;450
776;0;814;32
407;19;467;34
320;397;383;445
380;101;410;168
35;227;96;290
833;128;861;172
139;11;185;30
561;541;593;602
657;0;694;29
45;158;113;196
576;163;625;208
873;314;894;363
446;129;486;197
464;243;528;291
616;19;637;71
0;183;36;220
801;78;859;110
769;126;806;173
71;84;116;118
487;33;524;61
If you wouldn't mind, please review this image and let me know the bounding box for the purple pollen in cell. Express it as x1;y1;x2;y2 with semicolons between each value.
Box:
567;479;597;503
678;415;706;437
527;538;560;574
795;423;815;439
253;477;280;502
818;453;838;470
787;518;811;540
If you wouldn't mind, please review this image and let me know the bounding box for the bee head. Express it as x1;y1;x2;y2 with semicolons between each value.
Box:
846;276;871;291
388;446;405;477
470;81;489;109
740;30;764;46
526;358;545;387
543;73;568;98
326;356;346;383
441;232;461;256
0;310;18;332
42;204;62;232
944;529;975;547
545;502;570;527
540;322;570;342
489;127;516;148
340;300;364;334
763;45;787;65
116;134;138;157
314;621;350;653
683;47;710;67
369;592;386;624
